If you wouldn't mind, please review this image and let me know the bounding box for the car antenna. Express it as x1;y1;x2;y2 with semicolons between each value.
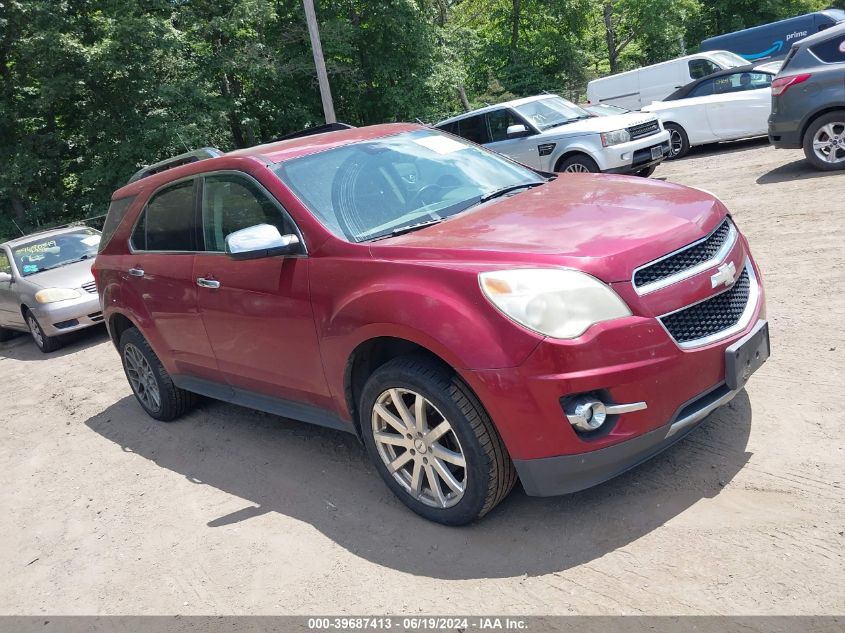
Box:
174;129;191;153
11;219;25;236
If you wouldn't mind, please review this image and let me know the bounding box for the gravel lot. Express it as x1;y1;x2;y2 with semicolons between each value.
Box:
1;139;843;616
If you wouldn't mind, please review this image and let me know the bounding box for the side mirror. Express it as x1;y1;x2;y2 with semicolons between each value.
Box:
506;124;530;138
0;272;11;283
224;224;303;260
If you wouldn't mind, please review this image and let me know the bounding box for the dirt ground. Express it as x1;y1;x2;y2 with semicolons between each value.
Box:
1;140;843;616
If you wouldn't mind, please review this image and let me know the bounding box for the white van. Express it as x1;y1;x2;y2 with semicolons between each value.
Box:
586;51;749;110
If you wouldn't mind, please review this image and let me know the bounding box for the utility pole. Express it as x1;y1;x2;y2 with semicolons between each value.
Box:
303;0;336;124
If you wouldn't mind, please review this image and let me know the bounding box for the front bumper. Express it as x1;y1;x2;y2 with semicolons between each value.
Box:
31;292;103;336
602;131;671;174
515;380;740;496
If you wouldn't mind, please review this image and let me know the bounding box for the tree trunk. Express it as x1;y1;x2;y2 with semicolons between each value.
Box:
603;1;618;74
457;84;471;112
510;0;521;60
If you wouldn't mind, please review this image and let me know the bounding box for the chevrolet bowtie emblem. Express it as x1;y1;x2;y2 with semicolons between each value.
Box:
711;261;737;288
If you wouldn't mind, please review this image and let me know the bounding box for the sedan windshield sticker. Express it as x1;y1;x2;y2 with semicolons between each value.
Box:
16;240;58;255
23;264;39;273
81;235;101;246
413;135;467;155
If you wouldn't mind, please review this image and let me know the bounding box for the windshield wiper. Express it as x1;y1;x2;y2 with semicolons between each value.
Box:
38;254;95;272
479;182;544;203
366;218;444;241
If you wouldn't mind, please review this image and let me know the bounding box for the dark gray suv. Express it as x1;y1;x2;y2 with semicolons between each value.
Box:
769;21;845;170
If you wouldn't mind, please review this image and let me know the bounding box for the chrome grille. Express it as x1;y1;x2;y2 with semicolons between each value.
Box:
627;120;660;140
634;219;734;292
660;266;751;345
82;280;98;294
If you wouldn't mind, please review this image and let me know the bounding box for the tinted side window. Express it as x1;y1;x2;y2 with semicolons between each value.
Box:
811;36;845;63
689;79;715;97
99;196;136;253
487;109;524;142
689;59;720;80
458;115;490;144
201;174;295;252
133;180;196;251
713;71;773;94
438;121;460;135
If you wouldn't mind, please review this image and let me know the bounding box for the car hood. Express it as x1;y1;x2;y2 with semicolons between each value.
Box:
21;258;96;290
375;175;727;283
536;111;659;138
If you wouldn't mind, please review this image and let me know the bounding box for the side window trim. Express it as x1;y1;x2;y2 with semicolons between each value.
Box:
128;176;199;254
198;170;308;255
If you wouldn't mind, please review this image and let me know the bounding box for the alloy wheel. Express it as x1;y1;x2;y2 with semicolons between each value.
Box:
669;129;684;157
371;388;467;508
124;343;161;412
564;163;590;173
812;122;845;165
27;315;43;348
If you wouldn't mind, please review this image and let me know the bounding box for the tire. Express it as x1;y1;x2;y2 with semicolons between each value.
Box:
802;111;845;171
665;123;690;160
119;327;196;421
556;154;600;174
360;355;517;525
635;164;657;177
25;310;61;353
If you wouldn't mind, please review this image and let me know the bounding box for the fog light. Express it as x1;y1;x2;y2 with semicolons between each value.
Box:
621;152;632;161
563;395;648;433
565;396;607;432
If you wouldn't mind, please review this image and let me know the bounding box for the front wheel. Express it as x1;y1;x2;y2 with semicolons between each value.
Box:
557;154;600;173
665;123;690;160
119;327;197;421
803;112;845;171
26;311;61;353
635;165;657;177
360;356;517;525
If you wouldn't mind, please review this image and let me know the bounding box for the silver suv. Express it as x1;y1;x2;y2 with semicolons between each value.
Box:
435;95;671;176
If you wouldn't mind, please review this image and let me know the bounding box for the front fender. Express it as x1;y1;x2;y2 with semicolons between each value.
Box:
310;260;544;414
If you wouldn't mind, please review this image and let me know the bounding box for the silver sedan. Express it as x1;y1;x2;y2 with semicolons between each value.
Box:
0;227;104;352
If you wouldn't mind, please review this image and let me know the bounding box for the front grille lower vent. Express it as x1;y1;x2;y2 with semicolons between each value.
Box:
82;280;98;294
660;266;751;344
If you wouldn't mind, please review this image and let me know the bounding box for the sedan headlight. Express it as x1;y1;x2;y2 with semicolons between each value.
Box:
600;128;631;147
35;288;81;304
479;269;631;339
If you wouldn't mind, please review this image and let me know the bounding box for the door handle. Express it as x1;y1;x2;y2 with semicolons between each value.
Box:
196;277;220;289
128;268;145;277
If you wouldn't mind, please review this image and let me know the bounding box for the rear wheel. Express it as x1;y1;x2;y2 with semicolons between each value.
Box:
557;154;600;173
360;356;517;525
119;327;196;421
26;311;61;353
665;123;690;160
803;112;845;171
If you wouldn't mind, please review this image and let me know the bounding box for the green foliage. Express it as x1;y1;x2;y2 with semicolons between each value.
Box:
0;0;834;240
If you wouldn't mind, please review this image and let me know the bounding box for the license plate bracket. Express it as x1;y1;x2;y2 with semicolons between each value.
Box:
725;320;770;390
651;145;662;160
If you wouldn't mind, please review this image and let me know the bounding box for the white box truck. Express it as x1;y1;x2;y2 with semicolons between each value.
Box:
586;51;748;110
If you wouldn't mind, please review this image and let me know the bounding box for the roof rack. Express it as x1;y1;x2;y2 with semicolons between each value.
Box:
272;122;355;142
127;147;224;184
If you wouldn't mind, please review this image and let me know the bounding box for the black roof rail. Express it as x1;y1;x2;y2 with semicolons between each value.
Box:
272;122;355;142
128;147;224;184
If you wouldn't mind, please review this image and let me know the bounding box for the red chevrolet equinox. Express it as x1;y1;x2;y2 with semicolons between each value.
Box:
94;123;769;525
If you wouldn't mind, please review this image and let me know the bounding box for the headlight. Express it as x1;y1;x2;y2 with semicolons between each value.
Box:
35;288;81;304
479;269;631;339
600;128;631;147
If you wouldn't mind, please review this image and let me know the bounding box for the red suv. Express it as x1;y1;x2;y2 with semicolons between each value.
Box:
94;123;769;525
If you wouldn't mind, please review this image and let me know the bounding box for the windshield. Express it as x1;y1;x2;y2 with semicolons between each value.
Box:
274;129;545;242
710;51;748;69
12;229;101;277
513;97;591;130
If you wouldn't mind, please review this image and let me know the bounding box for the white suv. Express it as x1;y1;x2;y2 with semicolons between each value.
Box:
435;95;671;176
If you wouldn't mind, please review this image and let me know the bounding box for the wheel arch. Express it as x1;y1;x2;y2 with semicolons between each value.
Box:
107;311;139;350
800;106;845;145
343;335;462;439
553;149;600;172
